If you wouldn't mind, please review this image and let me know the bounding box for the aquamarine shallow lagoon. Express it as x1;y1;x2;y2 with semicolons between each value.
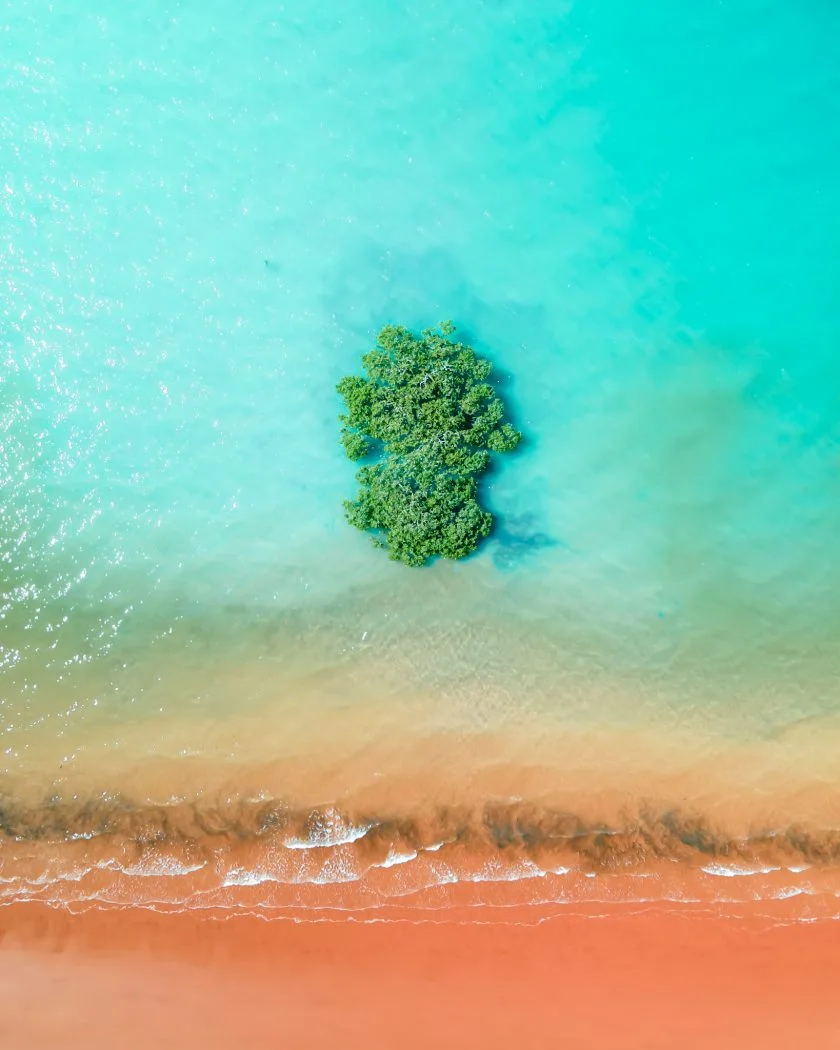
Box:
3;0;840;798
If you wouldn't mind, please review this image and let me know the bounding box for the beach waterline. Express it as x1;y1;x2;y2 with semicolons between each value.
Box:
3;696;840;914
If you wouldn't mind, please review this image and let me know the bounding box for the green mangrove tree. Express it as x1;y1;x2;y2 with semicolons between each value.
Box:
337;322;521;566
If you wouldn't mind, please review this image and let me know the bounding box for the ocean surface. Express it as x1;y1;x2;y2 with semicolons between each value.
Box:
2;0;840;915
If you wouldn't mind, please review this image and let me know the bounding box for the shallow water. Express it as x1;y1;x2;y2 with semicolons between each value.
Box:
2;0;840;910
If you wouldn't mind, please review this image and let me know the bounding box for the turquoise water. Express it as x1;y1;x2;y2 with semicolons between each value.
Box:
2;0;840;805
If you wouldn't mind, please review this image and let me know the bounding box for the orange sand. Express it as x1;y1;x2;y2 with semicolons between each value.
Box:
1;899;839;1048
4;716;840;1046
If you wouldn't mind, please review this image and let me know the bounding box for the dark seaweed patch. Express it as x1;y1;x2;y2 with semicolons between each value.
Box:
0;790;838;875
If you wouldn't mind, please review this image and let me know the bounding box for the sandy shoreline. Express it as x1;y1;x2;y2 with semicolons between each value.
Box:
1;899;839;1048
4;716;840;912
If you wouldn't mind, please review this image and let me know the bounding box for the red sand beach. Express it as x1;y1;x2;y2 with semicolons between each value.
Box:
1;898;839;1049
3;721;840;1046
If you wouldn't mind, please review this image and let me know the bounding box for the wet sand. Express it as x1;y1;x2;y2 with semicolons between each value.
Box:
4;699;840;1043
1;899;839;1048
4;717;840;913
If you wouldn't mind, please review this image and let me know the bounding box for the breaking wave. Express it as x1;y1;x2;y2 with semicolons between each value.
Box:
2;791;840;916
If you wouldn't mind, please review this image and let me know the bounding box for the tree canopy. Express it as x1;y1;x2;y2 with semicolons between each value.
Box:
337;322;521;566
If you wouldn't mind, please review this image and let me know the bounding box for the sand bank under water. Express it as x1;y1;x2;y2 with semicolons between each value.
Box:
1;899;839;1049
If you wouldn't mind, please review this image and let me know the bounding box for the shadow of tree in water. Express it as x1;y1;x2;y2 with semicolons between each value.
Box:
321;238;566;568
489;512;563;571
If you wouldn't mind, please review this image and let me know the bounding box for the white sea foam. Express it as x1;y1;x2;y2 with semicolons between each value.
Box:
284;807;376;849
701;863;781;878
774;887;807;900
222;868;277;888
377;848;418;869
119;857;206;878
465;859;547;883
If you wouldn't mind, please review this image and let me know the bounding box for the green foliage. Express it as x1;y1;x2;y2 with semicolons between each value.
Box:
337;322;521;566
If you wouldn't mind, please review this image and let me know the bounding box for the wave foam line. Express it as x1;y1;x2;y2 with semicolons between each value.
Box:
1;792;840;911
